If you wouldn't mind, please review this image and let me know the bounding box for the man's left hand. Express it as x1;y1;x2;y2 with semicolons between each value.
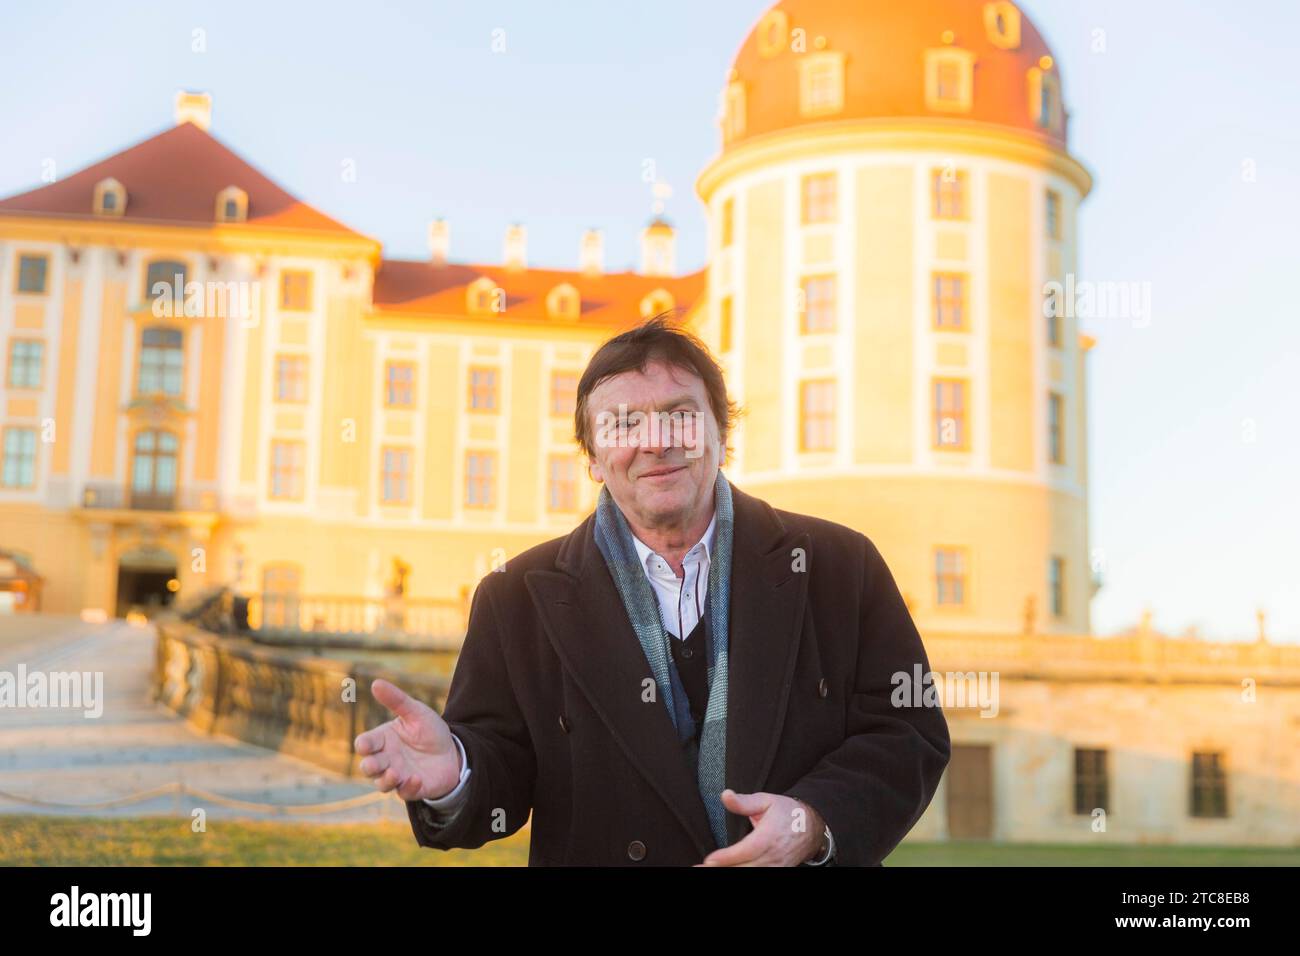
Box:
695;789;825;866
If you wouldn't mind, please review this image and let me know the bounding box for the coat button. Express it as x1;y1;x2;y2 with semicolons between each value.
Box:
558;715;570;733
681;645;694;659
817;678;828;698
627;840;646;861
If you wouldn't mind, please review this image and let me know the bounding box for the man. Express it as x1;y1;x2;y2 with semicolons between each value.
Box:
355;315;950;865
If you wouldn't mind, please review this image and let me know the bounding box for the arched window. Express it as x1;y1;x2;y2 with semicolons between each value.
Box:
146;259;188;312
138;327;184;396
131;430;179;509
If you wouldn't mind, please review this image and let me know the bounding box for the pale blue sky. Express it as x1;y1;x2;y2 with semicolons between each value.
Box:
1;1;1296;640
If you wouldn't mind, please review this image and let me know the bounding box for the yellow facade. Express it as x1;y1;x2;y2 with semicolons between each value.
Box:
1;3;1094;640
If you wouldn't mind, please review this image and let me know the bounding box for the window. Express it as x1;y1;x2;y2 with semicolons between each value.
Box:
138;328;184;396
640;289;675;319
1;428;37;488
934;548;967;606
385;362;415;407
756;9;788;56
381;447;412;504
801;173;837;225
215;186;247;223
276;355;308;403
932;169;968;219
723;80;746;143
548;455;577;512
925;49;976;112
467;277;501;315
1190;752;1229;818
799;52;845;117
270;440;306;500
1029;66;1063;132
1048;392;1065;464
1047;301;1063;348
130;429;178;507
146;260;187;307
800;275;836;333
1073;749;1109;814
465;452;496;508
93;177;125;216
933;273;967;330
7;340;43;389
547;284;579;320
468;367;498;412
280;270;313;311
933;378;968;449
720;198;734;248
261;564;301;629
984;1;1022;49
1046;189;1062;240
550;371;577;416
1049;555;1066;617
799;379;835;451
16;254;48;294
719;296;733;353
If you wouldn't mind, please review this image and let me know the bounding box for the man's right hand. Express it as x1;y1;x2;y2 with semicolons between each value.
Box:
354;678;461;802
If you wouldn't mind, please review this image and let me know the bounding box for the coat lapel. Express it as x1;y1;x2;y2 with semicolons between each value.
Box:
524;477;810;857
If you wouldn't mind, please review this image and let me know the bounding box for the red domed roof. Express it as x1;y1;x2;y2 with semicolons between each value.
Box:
725;0;1068;149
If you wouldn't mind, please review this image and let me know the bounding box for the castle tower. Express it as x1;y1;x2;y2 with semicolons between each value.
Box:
696;0;1095;635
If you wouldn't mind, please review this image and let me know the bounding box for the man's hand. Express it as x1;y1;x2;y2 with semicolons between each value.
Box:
354;678;461;802
695;790;826;866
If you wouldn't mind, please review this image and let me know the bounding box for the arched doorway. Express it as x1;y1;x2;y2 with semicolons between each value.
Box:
115;546;179;618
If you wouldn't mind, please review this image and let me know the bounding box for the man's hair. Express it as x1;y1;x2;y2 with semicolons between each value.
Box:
574;310;740;463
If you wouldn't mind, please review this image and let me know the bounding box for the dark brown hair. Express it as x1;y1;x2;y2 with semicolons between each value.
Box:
574;310;740;464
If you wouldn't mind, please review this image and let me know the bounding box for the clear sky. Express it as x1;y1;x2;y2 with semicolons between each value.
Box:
1;1;1296;641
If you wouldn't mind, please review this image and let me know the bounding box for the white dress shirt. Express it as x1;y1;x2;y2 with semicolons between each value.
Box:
419;506;834;863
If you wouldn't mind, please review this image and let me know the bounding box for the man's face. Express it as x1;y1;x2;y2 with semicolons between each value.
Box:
586;359;722;531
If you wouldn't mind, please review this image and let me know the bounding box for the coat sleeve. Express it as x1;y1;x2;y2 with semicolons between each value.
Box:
405;573;537;850
783;534;951;865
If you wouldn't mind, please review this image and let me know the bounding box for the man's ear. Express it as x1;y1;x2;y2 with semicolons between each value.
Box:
588;456;604;483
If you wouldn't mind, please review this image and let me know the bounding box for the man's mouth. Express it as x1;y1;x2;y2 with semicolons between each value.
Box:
639;465;686;480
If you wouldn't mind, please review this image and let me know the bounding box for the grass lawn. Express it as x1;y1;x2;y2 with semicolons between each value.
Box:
2;816;1295;866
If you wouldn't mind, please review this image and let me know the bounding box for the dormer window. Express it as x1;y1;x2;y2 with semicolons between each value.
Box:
467;276;502;315
984;2;1022;50
1028;63;1063;132
94;178;126;217
640;289;675;319
215;186;247;223
723;79;746;144
798;52;845;117
546;283;580;320
925;48;976;113
756;9;789;57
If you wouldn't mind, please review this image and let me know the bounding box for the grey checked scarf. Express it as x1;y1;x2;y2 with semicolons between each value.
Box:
592;468;734;849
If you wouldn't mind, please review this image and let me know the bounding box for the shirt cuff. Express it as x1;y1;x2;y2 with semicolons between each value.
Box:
421;731;471;813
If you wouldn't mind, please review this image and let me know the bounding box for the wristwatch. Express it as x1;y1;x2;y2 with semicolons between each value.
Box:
805;824;835;866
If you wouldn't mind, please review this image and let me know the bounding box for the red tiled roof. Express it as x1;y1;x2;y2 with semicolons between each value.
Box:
373;260;707;326
0;122;368;238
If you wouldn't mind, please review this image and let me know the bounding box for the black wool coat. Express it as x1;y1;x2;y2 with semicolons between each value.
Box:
406;480;951;865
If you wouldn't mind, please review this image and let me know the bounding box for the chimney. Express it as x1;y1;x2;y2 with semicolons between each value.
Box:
640;217;675;277
503;224;527;270
580;228;604;276
429;218;450;265
174;91;212;131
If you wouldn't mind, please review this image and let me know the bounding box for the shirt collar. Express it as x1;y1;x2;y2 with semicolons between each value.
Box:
630;509;717;575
